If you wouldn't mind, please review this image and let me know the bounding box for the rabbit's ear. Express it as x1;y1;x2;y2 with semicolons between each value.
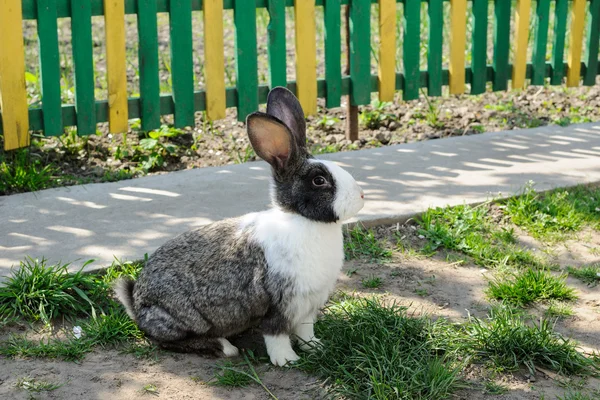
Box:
246;112;298;171
266;87;307;150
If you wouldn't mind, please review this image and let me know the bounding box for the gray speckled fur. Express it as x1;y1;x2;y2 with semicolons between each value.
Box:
121;218;293;356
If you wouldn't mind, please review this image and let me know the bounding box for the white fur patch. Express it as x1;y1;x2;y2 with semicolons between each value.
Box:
318;160;364;221
264;334;300;366
218;338;239;357
241;208;344;326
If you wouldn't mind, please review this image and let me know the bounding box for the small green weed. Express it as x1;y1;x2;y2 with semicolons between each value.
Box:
0;149;56;195
359;100;397;129
312;143;342;155
487;268;577;307
483;380;509;395
361;275;383;289
16;377;64;393
567;265;600;287
344;225;392;261
505;183;600;240
418;204;542;269
316;115;340;131
558;391;595;400
545;301;575;318
141;383;159;396
102;169;135;182
211;362;253;387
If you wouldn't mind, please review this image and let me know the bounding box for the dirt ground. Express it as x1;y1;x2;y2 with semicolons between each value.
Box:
0;222;598;400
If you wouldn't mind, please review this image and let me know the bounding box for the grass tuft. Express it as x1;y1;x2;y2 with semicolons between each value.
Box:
297;296;463;400
211;362;254;387
16;377;64;393
361;275;383;289
545;301;575;318
566;265;600;287
0;149;56;195
344;225;392;261
505;183;600;240
0;257;99;322
487;268;577;307
0;335;91;361
418;204;543;269
435;305;599;375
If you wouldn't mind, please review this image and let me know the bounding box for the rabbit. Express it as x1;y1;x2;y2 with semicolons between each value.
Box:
114;86;365;366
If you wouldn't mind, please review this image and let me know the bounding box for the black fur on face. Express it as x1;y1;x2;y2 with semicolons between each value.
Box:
272;159;339;223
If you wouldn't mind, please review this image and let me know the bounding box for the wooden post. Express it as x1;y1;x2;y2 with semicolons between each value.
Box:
345;5;359;142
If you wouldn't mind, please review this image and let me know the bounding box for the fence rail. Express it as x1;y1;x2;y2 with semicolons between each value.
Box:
0;0;599;151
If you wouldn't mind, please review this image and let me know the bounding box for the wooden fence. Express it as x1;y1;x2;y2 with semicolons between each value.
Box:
0;0;599;151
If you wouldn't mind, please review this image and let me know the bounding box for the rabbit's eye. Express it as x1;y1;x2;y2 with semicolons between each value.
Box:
312;176;327;186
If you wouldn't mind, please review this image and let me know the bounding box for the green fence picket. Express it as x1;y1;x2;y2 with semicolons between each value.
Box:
493;0;511;91
427;0;443;97
551;0;568;85
470;0;488;94
169;0;195;128
234;0;259;121
37;0;63;136
584;0;600;86
532;0;550;85
324;0;342;108
267;0;286;89
137;0;160;131
403;0;420;100
349;0;371;105
70;0;96;135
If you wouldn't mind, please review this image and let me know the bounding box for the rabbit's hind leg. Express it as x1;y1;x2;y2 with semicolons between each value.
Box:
158;336;239;358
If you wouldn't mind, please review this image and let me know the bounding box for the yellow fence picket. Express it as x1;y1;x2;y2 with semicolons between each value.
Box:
204;0;226;120
0;0;30;150
449;0;466;94
294;0;317;115
512;0;531;89
567;0;586;87
378;0;396;102
104;0;129;133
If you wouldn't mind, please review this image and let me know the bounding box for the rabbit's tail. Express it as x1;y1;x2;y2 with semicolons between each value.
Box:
114;278;136;320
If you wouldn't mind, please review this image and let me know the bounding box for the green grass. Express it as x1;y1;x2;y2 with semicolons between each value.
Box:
567;265;600;287
0;257;146;361
0;149;57;195
434;305;599;376
0;335;92;361
483;380;509;395
344;225;393;261
558;391;596;400
504;184;600;240
361;275;383;289
545;301;575;319
0;257;100;322
418;203;543;269
298;296;463;400
16;377;64;393
487;268;577;307
141;383;160;396
211;362;254;387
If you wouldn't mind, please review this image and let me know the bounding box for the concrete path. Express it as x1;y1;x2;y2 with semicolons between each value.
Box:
2;122;600;278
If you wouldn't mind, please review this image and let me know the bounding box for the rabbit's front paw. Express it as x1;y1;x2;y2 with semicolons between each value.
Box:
299;337;323;352
270;347;300;367
264;334;300;367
